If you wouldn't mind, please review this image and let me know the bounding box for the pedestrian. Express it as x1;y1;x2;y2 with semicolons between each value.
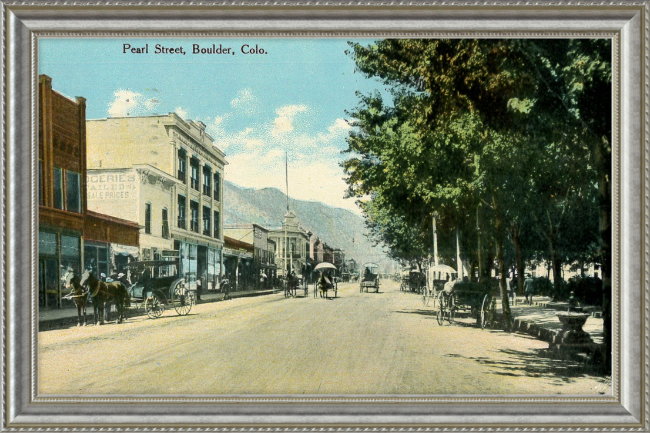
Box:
524;274;534;305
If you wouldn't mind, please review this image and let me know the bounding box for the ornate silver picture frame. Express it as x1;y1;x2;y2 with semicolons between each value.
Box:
3;1;647;429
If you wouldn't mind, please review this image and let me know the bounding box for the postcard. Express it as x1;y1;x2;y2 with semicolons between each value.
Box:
35;36;613;397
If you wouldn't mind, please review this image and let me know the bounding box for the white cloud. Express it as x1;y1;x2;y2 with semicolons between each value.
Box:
225;145;359;214
107;90;143;117
174;106;188;119
271;104;308;137
230;89;259;115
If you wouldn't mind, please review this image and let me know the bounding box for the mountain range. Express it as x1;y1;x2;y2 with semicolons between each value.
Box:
223;180;390;269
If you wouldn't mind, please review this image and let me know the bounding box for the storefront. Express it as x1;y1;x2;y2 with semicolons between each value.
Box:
175;240;222;290
38;229;82;308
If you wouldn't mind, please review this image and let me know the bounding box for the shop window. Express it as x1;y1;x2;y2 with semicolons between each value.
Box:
203;205;211;236
190;200;199;233
53;167;63;210
162;208;170;239
203;166;211;197
190;158;199;191
65;171;81;213
178;195;186;229
177;148;187;183
83;242;109;278
145;203;152;234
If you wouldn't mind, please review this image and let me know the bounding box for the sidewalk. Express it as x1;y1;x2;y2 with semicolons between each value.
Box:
38;288;277;331
501;296;604;350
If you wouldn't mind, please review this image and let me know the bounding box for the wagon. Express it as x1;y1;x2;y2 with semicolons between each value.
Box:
422;264;458;307
359;263;380;293
436;280;497;328
126;259;196;319
400;270;425;293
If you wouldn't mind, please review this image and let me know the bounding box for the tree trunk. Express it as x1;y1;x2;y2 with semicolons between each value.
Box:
512;226;525;295
549;240;563;301
495;205;512;331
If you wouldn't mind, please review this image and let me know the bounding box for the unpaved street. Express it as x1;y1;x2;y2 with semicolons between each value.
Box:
39;281;610;395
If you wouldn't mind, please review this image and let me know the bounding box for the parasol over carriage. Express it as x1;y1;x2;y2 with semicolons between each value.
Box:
314;262;337;299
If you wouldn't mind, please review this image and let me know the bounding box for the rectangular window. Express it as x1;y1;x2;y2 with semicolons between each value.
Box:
213;172;221;201
178;195;186;229
145;203;152;234
65;171;81;213
203;206;211;236
53;167;63;210
190;158;199;191
162;208;170;239
213;210;220;239
177;148;187;183
190;201;199;233
203;166;211;197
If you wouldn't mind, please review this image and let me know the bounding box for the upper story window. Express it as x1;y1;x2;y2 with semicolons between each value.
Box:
177;195;186;229
203;166;212;197
162;208;170;239
213;172;221;201
177;148;187;183
145;203;152;234
190;200;199;233
202;205;211;236
190;158;200;191
53;167;63;210
65;171;81;213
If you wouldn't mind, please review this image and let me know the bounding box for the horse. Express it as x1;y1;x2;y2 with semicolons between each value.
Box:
318;273;333;299
79;269;130;324
62;267;88;326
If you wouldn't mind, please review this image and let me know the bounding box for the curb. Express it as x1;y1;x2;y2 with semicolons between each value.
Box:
39;289;276;331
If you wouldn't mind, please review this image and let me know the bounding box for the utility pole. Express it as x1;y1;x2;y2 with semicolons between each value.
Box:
456;226;463;280
432;213;439;266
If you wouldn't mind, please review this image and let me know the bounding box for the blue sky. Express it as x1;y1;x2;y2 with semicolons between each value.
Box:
39;38;385;214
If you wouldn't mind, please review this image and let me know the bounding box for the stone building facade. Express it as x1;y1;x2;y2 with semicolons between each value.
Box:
86;114;226;288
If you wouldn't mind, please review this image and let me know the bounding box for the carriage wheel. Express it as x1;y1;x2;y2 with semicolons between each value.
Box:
172;285;193;316
421;289;430;307
436;295;445;326
447;294;456;324
145;295;164;319
480;294;491;329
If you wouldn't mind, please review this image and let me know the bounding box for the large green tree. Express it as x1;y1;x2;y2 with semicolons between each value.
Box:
343;39;610;349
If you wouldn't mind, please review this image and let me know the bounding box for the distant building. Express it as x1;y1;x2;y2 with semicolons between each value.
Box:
269;211;311;278
86;114;226;287
224;223;276;289
38;75;139;309
223;236;254;291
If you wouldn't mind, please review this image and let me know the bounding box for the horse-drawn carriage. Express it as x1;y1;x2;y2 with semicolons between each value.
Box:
400;270;426;293
360;263;380;293
126;259;196;319
314;262;338;299
436;279;497;328
284;273;308;297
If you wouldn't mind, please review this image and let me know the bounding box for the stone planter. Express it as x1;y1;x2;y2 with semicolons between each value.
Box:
552;312;594;354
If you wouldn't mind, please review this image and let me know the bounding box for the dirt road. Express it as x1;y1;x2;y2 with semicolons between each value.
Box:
39;281;610;395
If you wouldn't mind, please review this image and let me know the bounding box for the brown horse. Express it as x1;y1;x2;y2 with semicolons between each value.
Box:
80;269;130;324
62;267;88;326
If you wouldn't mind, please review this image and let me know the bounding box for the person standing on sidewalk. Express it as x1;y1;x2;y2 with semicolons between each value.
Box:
524;274;534;305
